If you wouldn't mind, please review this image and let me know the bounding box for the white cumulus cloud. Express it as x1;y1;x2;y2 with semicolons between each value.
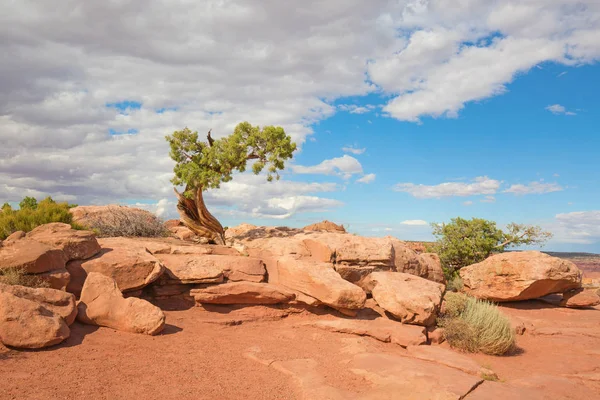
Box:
546;104;576;116
401;220;428;226
342;146;366;155
394;176;501;199
356;173;376;184
553;211;600;244
292;155;363;178
504;182;563;195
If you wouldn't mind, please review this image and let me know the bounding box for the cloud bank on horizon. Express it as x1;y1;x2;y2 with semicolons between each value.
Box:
1;0;599;251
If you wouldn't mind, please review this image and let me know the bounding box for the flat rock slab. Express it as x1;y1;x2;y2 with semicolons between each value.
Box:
155;254;228;284
191;282;295;305
300;318;427;347
0;238;66;274
404;345;488;377
67;244;164;294
27;222;101;261
467;374;599;400
349;352;483;399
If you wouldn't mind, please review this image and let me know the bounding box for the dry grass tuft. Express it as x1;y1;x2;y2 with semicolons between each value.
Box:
440;292;515;355
0;267;50;288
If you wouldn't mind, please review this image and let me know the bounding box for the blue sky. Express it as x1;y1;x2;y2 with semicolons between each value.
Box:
216;62;600;252
1;1;599;252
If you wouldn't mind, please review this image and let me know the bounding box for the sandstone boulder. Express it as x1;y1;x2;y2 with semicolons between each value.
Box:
27;222;100;261
418;253;446;284
156;253;264;284
77;272;165;335
4;231;26;241
0;283;77;325
155;254;224;284
460;251;582;301
303;220;346;233
0;291;70;348
66;239;164;295
0;238;66;274
389;239;427;277
365;272;444;326
164;219;181;230
191;282;295;305
560;289;600;308
277;257;366;310
334;236;395;282
37;268;71;291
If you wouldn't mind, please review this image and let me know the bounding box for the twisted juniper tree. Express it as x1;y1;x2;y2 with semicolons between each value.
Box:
165;122;296;245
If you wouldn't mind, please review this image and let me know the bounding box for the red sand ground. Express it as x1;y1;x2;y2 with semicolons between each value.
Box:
1;298;600;400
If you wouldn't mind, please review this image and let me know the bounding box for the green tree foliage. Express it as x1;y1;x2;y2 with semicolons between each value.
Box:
165;122;296;244
0;196;81;239
166;122;297;196
430;217;553;278
19;196;38;210
1;203;12;212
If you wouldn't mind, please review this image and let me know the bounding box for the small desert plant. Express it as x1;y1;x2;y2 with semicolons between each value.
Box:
0;196;81;240
446;275;464;292
0;267;50;288
440;292;515;355
85;207;168;238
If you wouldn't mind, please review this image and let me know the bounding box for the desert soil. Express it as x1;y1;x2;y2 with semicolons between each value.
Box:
1;297;600;400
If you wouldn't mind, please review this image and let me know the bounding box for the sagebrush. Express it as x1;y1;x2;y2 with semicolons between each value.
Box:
0;197;81;240
83;207;168;238
440;292;515;355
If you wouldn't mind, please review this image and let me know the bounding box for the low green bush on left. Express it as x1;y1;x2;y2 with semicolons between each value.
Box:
0;196;82;240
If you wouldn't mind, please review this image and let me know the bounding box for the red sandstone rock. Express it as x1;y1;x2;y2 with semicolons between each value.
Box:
27;222;100;261
0;238;66;274
0;283;77;325
191;282;295;305
365;271;444;326
0;291;70;349
77;272;165;335
460;251;582;301
277;257;366;310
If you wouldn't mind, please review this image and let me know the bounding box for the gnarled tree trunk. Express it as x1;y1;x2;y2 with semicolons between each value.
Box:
174;185;225;245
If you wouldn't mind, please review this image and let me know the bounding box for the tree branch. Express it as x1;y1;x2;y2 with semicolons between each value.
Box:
494;231;528;249
246;153;260;160
207;129;214;147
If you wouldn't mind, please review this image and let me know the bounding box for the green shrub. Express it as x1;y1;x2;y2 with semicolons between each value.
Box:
0;268;50;288
430;217;553;280
446;275;464;292
0;197;82;240
440;292;515;355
